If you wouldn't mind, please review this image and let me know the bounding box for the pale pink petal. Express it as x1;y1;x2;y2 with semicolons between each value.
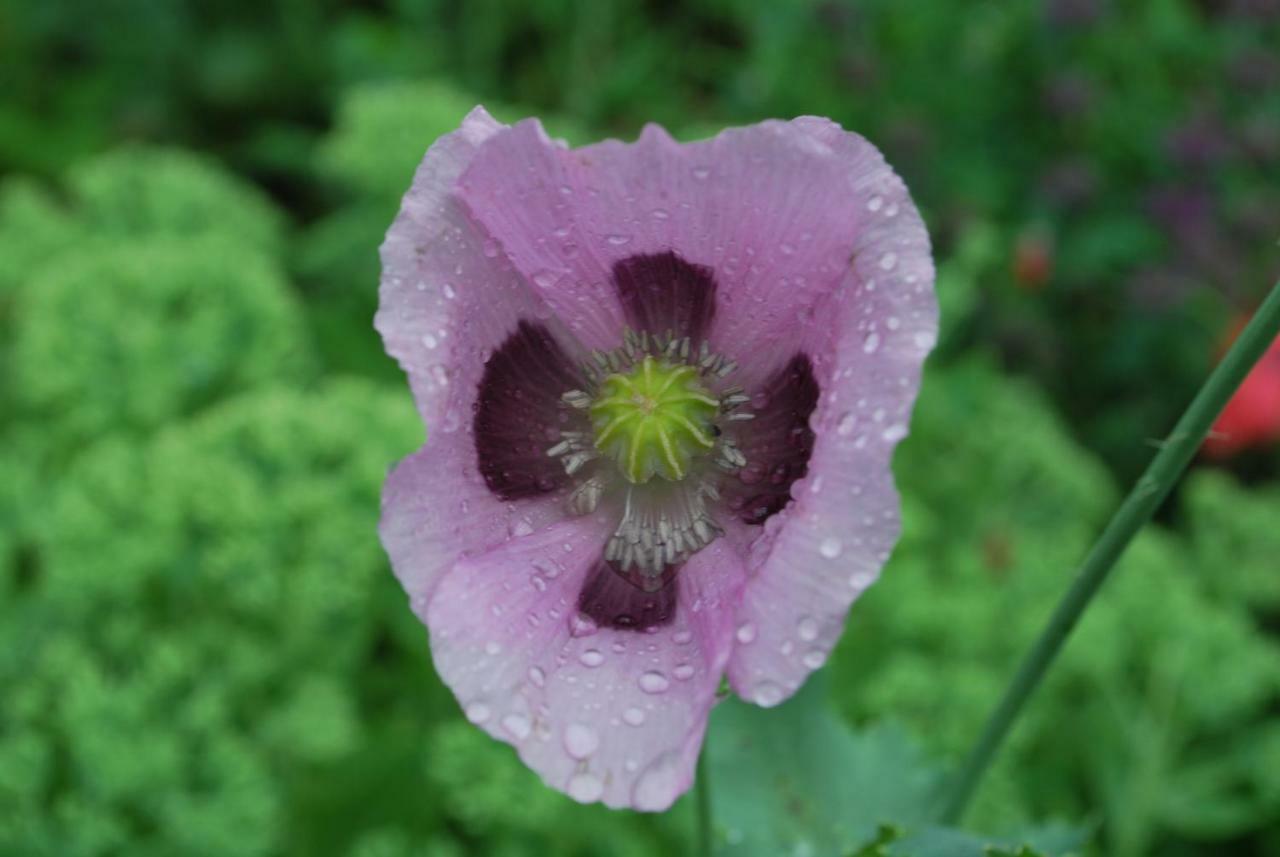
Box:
455;116;917;383
725;127;937;706
425;516;743;810
377;107;588;603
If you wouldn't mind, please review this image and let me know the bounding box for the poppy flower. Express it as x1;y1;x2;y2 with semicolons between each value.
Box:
376;108;937;810
1204;316;1280;458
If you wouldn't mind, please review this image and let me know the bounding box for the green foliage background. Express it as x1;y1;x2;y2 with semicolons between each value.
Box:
1;1;1278;855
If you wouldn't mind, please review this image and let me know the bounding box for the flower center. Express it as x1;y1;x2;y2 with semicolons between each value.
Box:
589;356;719;484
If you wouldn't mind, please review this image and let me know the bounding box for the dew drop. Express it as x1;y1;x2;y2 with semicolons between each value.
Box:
528;666;546;687
429;365;450;386
578;649;605;668
691;166;711;180
606;234;632;246
752;681;785;707
672;630;693;645
862;331;880;354
866;195;884;212
502;713;532;740
879;252;898;271
915;330;937;349
673;663;695;681
564;723;600;759
482;240;500;258
533;271;557;288
465;702;491;724
886;316;901;331
735;622;757;644
484;641;502;656
510;518;534;537
623;706;647;726
819;538;843;559
803;650;828;669
421;333;438;349
567;772;604;803
779;242;795;255
837;413;857;436
442;283;457;300
797;616;819;642
639;670;670;694
633;752;683;811
882;423;908;443
885;202;900;217
651;208;670;220
569;614;599;638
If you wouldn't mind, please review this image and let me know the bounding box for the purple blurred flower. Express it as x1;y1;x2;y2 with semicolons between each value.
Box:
1165;109;1233;168
1046;0;1105;27
376;111;936;809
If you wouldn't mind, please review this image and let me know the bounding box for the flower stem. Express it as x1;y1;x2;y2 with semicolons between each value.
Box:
695;742;713;856
938;281;1280;825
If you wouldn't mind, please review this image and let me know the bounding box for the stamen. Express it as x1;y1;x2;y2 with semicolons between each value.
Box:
544;326;756;572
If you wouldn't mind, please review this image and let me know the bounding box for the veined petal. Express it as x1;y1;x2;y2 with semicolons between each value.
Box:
455;116;919;385
377;108;587;605
726;132;936;705
424;517;743;810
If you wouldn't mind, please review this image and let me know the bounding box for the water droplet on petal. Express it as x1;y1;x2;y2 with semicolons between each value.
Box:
442;283;457;300
510;518;534;537
430;365;450;386
567;772;604;802
691;166;711;180
752;681;785;707
882;423;908;443
797;616;819;641
819;538;843;559
735;622;757;644
639;671;670;694
863;331;880;353
623;706;647;726
606;234;632;246
879;252;898;271
866;195;884;212
886;316;901;331
564;723;600;759
837;413;857;436
579;649;605;668
673;663;695;681
465;702;492;724
803;650;827;669
528;666;546;687
569;614;599;638
484;641;502;656
915;330;937;349
502;713;531;740
421;333;438;349
651;208;670;220
672;630;693;645
482;240;500;258
633;753;684;811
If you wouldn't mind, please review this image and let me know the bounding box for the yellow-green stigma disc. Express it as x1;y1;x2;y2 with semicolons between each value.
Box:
589;356;720;484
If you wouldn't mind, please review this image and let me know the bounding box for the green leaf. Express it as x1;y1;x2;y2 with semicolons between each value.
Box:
707;674;942;857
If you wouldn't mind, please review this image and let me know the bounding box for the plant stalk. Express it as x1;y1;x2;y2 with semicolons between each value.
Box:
939;281;1280;825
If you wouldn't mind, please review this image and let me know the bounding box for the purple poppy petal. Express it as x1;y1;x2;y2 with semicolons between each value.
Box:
377;108;585;604
424;516;742;810
474;320;585;501
455;116;914;384
611;251;717;342
724;353;821;525
725;127;937;708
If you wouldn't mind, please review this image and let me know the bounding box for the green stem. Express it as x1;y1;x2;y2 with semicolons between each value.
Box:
695;742;713;856
939;282;1280;825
